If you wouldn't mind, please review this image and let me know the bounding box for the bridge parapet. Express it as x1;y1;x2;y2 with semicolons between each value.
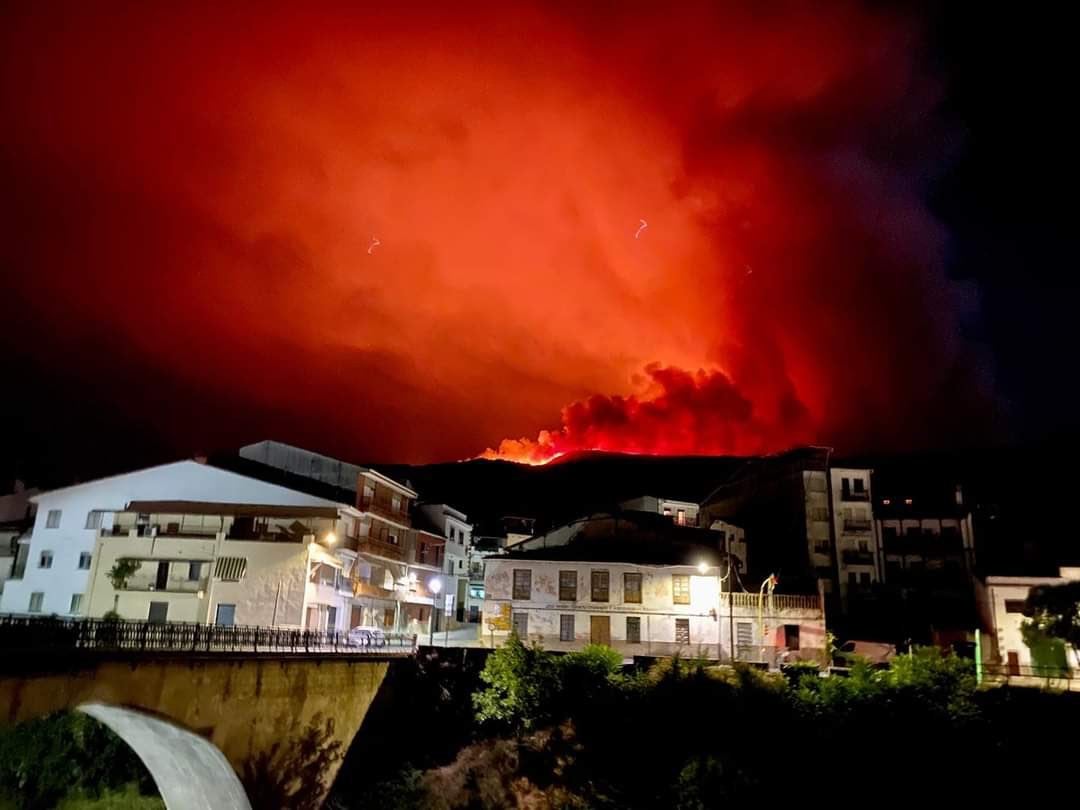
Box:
0;615;417;661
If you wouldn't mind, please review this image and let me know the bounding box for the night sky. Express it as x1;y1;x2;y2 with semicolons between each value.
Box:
2;2;1076;484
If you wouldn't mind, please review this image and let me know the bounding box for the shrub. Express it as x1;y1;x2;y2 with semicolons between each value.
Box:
472;634;559;734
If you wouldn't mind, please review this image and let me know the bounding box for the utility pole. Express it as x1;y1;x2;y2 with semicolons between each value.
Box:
727;537;736;664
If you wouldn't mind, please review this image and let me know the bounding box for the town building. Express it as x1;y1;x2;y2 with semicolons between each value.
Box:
620;495;700;527
483;516;825;665
0;460;340;618
417;503;474;623
976;567;1080;682
830;466;878;611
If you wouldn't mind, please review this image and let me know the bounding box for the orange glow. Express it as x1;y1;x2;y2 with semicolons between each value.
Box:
1;3;985;464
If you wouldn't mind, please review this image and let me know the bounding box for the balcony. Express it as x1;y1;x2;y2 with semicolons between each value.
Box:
841;490;870;502
355;536;406;561
843;518;872;532
842;550;875;566
813;543;831;555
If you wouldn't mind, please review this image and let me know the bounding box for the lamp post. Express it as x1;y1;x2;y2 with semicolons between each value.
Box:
429;577;443;647
698;560;719;662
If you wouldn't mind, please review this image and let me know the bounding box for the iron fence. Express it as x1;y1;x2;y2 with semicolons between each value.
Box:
0;615;416;656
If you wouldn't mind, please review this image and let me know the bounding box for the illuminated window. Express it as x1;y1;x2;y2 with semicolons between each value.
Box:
672;575;690;605
882;499;891;506
904;498;913;506
676;509;686;526
624;572;642;604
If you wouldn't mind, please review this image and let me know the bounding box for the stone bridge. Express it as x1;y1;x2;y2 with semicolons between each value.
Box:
0;617;416;809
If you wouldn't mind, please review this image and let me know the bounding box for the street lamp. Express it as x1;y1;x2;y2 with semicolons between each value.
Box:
429;577;443;647
699;560;722;662
324;531;337;546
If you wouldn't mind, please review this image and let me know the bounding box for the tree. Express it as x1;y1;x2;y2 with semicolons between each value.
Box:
107;559;139;591
1023;581;1080;668
472;633;559;733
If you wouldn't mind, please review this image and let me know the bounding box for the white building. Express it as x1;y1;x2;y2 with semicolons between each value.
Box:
830;467;877;609
620;496;700;527
418;503;473;624
482;541;826;665
0;461;339;618
976;567;1080;681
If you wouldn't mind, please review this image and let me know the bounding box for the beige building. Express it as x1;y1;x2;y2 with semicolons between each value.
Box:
482;543;826;666
976;567;1080;682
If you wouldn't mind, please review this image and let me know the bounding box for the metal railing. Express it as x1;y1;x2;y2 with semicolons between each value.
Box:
0;615;417;656
721;592;821;611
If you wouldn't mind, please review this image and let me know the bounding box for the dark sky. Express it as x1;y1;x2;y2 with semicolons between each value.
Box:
1;1;1076;485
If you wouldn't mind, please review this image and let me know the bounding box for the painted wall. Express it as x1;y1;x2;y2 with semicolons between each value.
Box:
0;461;340;617
482;558;826;663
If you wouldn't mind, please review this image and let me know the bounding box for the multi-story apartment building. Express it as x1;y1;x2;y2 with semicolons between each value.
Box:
830;467;878;610
0;460;339;618
418;503;473;624
699;447;838;609
482;542;826;665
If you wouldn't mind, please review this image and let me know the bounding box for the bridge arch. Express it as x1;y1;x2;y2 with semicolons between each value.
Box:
78;703;250;810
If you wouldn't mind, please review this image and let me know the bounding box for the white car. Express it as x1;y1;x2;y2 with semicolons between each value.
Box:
347;625;386;647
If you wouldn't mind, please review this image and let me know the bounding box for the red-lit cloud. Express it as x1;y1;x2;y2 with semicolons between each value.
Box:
0;2;991;466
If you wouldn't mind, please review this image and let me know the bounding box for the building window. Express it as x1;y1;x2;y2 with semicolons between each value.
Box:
216;603;236;626
77;552;92;570
39;550;53;569
188;562;203;581
148;602;169;623
560;614;574;642
626;616;641;644
623;572;642;604
853;478;866;493
84;511;105;530
512;569;532;600
28;592;44;613
882;526;898;540
1004;599;1027;614
860;572;871;586
391;494;402;512
736;621;753;649
784;624;801;650
559;570;577;601
672;575;690;605
214;557;248;582
675;618;690;645
591;570;610;602
46;509;62;529
512;612;528;637
848;572;857;587
69;593;83;614
676;509;686;526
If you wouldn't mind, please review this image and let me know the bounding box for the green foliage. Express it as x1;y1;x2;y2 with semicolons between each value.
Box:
472;633;559;733
0;712;157;810
107;558;139;590
1020;622;1069;677
1024;581;1080;660
55;784;165;809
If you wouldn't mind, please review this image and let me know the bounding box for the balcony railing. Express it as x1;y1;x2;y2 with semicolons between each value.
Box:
355;536;406;561
843;518;872;532
0;615;417;656
842;550;875;566
721;592;821;611
841;490;870;501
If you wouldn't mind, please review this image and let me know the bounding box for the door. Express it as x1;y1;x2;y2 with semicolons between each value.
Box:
155;561;169;590
350;606;364;630
215;603;236;626
590;615;610;646
148;601;168;623
326;605;338;632
1007;651;1020;676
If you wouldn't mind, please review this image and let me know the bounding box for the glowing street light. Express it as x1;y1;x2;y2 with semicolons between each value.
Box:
324;531;338;546
697;560;709;575
429;577;443;646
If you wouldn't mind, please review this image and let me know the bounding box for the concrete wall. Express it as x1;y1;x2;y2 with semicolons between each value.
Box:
0;655;392;808
0;461;340;617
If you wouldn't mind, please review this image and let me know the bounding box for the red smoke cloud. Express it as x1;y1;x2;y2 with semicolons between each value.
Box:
1;2;990;466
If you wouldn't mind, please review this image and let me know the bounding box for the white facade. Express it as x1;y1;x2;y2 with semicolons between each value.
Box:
418;503;473;624
977;568;1080;678
830;467;877;607
482;557;826;665
621;496;700;527
0;461;340;617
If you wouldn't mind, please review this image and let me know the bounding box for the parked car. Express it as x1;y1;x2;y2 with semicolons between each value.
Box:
347;626;386;647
